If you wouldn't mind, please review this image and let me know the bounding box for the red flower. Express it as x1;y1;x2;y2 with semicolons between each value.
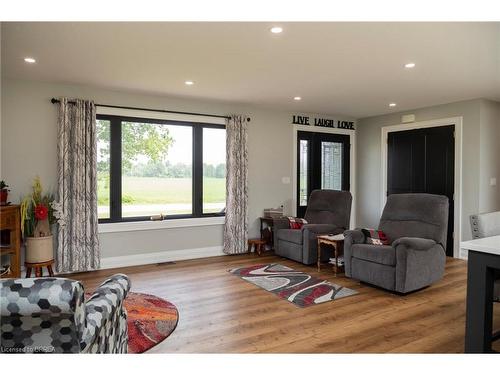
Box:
34;204;48;220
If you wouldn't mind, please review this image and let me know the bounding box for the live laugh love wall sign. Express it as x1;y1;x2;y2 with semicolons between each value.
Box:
292;115;355;130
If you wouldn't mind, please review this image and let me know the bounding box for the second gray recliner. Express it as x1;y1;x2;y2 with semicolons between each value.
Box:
344;193;449;293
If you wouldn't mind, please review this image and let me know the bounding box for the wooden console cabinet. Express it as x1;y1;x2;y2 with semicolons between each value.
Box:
0;205;21;278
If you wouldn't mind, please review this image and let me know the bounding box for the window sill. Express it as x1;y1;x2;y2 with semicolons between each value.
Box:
98;216;225;234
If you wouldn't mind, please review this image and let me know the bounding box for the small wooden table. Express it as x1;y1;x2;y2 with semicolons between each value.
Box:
247;238;266;256
0;205;21;278
259;217;276;250
25;259;55;278
317;234;345;275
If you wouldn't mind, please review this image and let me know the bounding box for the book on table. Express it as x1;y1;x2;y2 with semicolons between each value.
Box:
320;233;345;241
329;256;344;266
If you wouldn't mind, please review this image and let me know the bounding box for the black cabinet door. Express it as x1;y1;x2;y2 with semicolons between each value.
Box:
388;125;455;256
297;131;350;218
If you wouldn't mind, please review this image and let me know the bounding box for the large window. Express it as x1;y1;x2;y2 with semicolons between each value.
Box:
97;114;226;222
202;128;226;214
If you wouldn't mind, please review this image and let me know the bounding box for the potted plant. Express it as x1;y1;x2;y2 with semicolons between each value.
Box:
20;177;56;264
0;180;10;205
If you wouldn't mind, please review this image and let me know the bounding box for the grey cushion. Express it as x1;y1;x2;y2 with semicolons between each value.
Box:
379;193;449;248
392;237;436;251
305;189;352;229
352;244;396;266
302;223;338;234
277;229;303;245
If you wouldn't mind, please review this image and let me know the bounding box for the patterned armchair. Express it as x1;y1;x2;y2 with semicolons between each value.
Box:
1;274;130;353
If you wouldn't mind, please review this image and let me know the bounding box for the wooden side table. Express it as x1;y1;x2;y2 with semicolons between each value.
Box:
0;205;21;278
317;234;345;276
247;239;266;256
259;217;275;249
25;259;55;278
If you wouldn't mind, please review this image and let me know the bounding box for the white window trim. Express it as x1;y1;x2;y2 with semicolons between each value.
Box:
380;116;463;259
291;124;357;229
98;216;225;234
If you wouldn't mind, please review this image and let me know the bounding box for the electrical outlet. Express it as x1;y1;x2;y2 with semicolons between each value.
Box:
281;177;291;184
490;177;497;186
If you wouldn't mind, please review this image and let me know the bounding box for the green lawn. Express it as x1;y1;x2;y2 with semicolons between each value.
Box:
98;176;225;205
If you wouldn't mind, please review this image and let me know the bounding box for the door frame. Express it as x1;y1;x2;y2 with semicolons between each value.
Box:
380;116;463;258
292;124;356;229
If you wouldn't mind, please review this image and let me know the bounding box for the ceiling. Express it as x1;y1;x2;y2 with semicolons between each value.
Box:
2;22;499;118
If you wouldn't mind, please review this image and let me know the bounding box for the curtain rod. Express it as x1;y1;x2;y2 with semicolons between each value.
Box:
50;98;251;122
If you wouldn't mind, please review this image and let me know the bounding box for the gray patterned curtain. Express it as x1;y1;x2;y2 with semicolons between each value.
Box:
223;115;249;254
54;98;100;272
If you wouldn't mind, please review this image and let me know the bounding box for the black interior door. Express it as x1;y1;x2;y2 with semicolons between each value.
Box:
297;131;350;217
387;125;455;256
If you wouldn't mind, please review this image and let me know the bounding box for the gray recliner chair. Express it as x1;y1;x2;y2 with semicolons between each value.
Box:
274;190;352;265
344;193;449;293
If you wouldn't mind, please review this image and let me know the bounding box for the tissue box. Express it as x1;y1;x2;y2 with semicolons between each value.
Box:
263;207;284;218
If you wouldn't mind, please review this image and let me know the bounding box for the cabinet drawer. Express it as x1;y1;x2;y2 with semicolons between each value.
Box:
0;213;15;228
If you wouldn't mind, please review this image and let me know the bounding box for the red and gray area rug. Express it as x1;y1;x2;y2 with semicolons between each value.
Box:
229;263;358;307
86;291;179;353
124;292;179;353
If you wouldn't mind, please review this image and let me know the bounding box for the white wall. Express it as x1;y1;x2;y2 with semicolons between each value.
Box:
356;98;500;242
479;99;500;213
1;78;355;263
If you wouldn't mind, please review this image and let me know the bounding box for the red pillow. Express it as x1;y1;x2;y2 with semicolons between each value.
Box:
361;228;390;245
287;217;308;229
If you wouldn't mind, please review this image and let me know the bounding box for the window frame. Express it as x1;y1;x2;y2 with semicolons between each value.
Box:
97;113;226;223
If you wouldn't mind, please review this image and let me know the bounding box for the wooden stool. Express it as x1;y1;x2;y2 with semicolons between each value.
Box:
247;239;266;256
25;259;55;278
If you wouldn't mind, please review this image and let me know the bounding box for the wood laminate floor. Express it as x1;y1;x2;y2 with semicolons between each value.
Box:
72;253;500;353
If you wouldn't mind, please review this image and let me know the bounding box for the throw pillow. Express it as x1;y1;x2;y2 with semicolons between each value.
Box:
287;217;308;229
361;228;390;245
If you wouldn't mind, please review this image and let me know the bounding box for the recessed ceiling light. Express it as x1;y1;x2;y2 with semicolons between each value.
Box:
185;80;194;85
293;96;302;101
24;57;36;64
270;26;283;34
404;62;416;68
389;103;397;107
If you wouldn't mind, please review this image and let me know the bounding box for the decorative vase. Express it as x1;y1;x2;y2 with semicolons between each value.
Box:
0;189;8;205
25;235;54;263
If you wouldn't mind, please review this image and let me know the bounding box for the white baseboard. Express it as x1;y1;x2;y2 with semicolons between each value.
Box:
100;246;225;270
459;248;469;260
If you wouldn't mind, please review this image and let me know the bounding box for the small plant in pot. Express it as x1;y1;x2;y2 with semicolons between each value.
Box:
0;180;10;205
20;177;56;264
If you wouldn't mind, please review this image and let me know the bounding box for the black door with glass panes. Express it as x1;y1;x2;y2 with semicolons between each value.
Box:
296;131;350;218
